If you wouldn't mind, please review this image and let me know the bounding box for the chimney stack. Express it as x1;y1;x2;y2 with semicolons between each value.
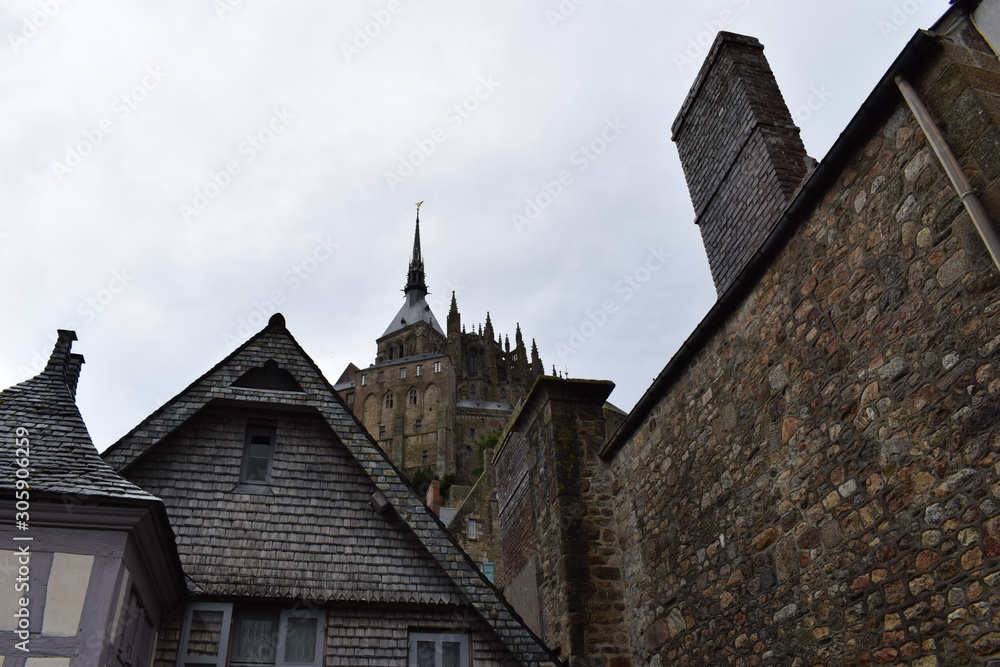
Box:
425;479;441;516
672;32;808;295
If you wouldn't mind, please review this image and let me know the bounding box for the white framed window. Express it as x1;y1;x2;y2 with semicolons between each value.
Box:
360;374;367;386
400;367;407;379
178;604;324;667
433;362;441;373
408;632;469;667
416;364;422;376
467;519;477;540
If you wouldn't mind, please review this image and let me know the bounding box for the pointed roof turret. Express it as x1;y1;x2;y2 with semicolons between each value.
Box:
382;204;444;338
405;203;428;295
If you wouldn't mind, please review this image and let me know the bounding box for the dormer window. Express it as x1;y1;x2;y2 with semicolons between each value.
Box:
240;425;276;485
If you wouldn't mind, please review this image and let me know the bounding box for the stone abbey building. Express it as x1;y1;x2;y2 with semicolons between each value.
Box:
334;213;546;484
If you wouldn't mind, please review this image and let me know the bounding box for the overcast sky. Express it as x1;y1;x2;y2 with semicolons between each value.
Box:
1;0;952;450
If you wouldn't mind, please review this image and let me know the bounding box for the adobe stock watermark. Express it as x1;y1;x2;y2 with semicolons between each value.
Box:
384;76;500;192
74;269;134;322
51;66;168;181
178;107;294;223
511;116;626;233
555;245;671;364
877;0;932;39
214;0;245;20
791;85;833;126
340;0;405;62
8;0;70;53
672;0;752;71
545;0;588;31
426;278;468;316
223;235;338;345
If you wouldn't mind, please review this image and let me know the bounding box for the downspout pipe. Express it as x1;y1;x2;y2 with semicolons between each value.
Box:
895;75;1000;271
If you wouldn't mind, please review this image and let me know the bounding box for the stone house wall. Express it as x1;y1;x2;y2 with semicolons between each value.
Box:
604;18;1000;666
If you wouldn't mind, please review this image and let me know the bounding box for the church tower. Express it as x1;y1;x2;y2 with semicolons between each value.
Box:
335;206;546;484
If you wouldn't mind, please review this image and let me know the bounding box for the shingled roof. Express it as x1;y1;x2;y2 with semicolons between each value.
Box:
102;314;560;666
0;330;159;501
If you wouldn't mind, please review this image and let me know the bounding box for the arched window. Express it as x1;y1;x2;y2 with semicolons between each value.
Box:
384;392;394;409
408;388;418;406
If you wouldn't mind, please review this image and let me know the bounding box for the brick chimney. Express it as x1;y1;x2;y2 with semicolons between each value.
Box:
425;479;441;516
672;32;808;295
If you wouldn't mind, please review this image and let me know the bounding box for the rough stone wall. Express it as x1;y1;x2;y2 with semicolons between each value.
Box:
608;25;1000;666
451;448;501;572
497;379;630;666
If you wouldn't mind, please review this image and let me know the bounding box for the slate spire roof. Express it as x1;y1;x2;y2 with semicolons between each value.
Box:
382;209;445;337
101;313;560;665
0;330;159;501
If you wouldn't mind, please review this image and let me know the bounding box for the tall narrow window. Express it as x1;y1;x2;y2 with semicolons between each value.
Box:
385;392;395;409
415;419;423;432
467;518;477;540
241;425;276;484
408;388;418;405
361;374;367;386
416;364;423;376
400;367;407;379
433;362;442;373
379;425;386;439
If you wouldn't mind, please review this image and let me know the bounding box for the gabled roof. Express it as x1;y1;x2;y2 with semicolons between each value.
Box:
102;314;559;666
0;330;158;502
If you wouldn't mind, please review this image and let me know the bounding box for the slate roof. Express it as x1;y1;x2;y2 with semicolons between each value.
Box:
102;313;560;666
381;290;445;338
0;330;159;502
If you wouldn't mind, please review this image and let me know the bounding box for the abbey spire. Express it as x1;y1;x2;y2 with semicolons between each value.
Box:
405;202;428;295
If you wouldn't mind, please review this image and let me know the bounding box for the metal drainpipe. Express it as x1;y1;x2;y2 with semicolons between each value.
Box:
895;75;1000;271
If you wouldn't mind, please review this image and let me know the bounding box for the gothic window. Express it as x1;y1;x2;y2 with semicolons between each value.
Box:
385;392;395;409
468;349;479;375
470;386;477;400
408;388;418;405
397;343;404;358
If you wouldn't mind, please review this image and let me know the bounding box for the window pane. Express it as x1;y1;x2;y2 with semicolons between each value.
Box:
187;610;224;657
245;457;269;482
249;443;271;458
232;614;278;665
416;641;436;667
283;618;318;663
442;642;462;667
